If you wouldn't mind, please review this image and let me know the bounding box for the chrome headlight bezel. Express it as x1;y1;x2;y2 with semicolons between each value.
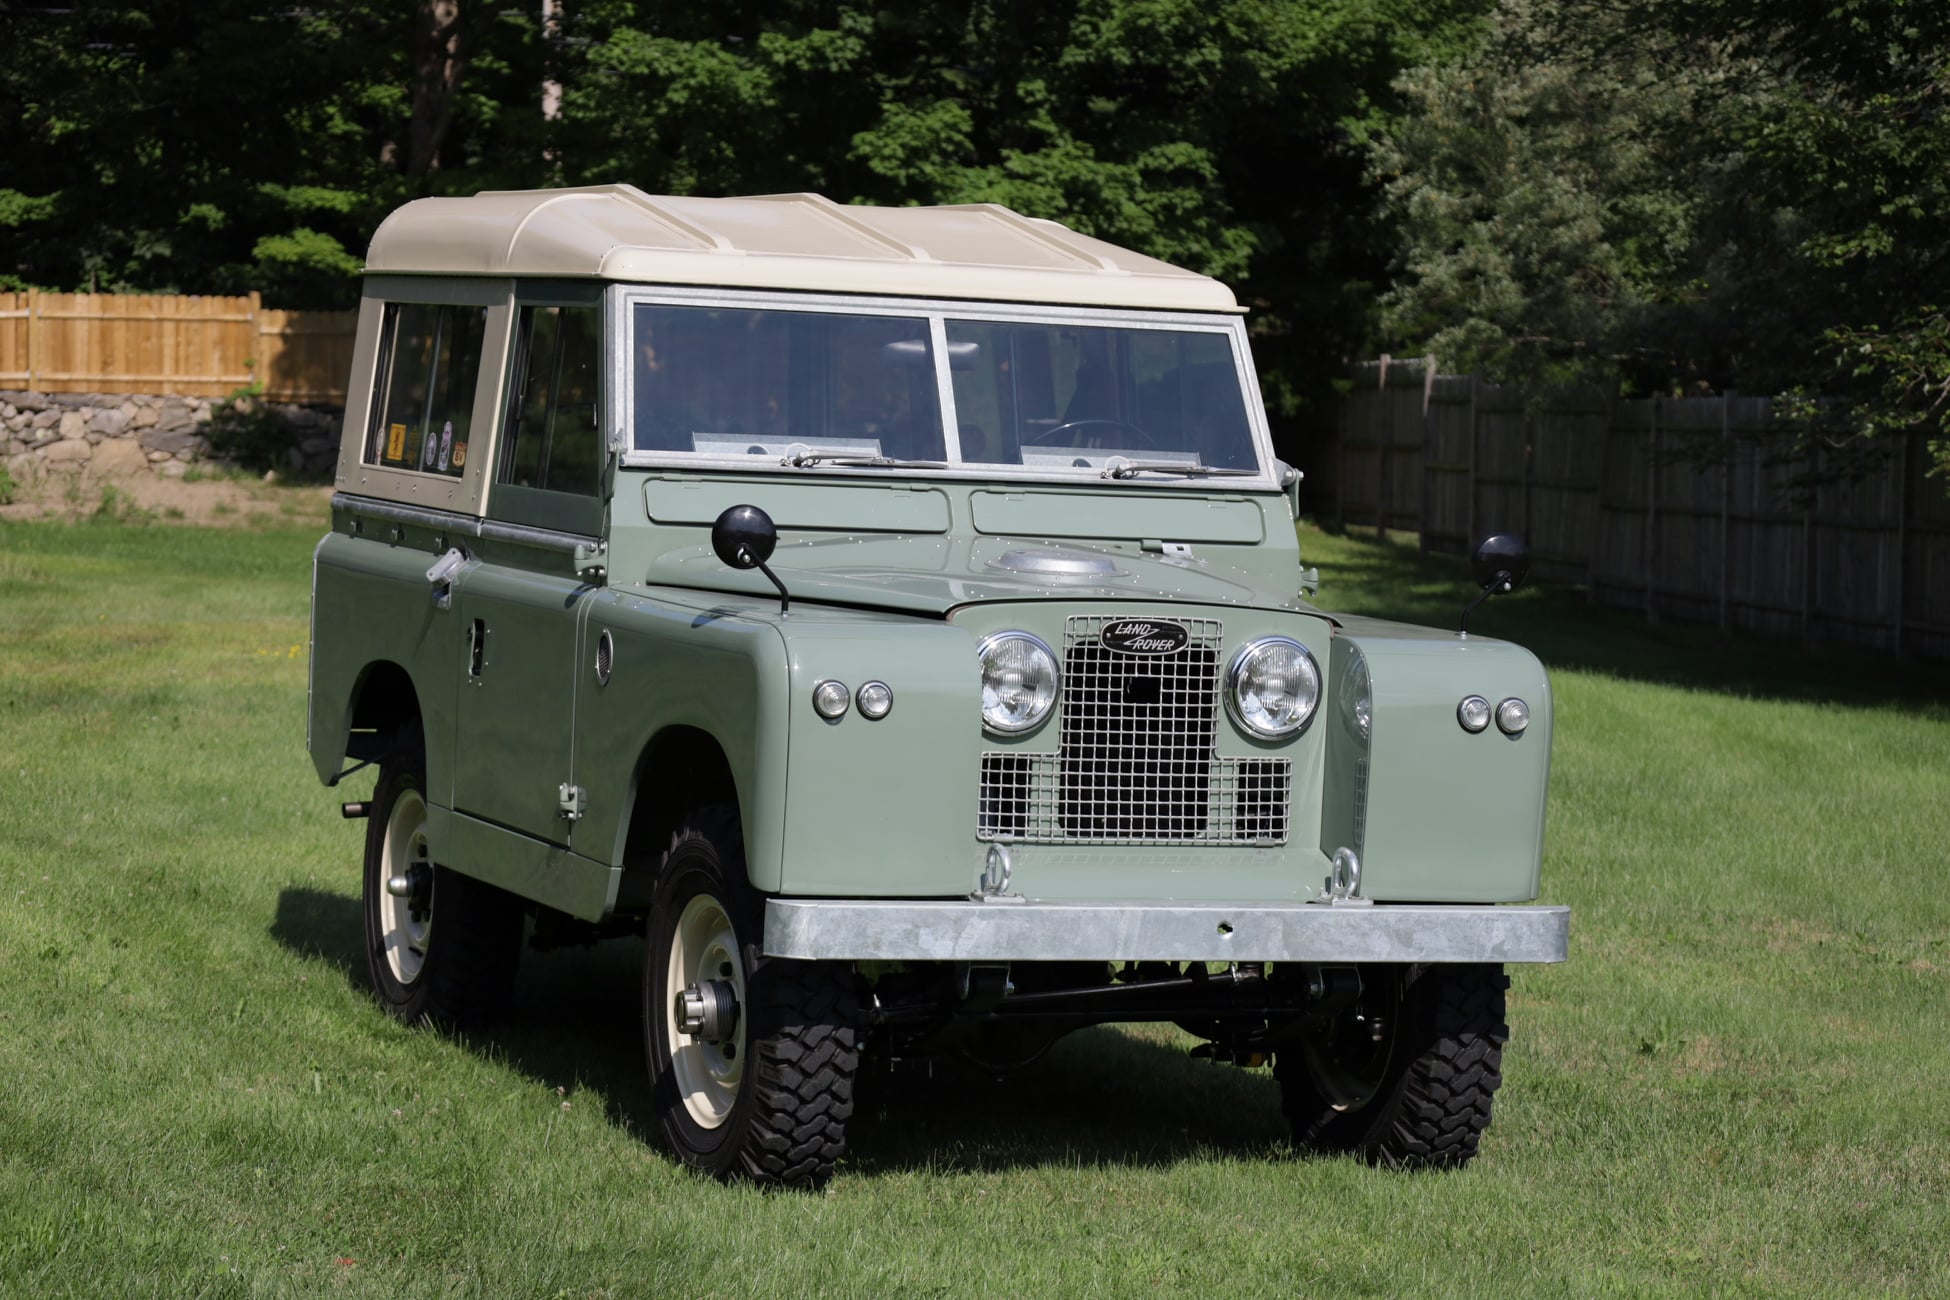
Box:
1225;636;1322;739
977;630;1060;735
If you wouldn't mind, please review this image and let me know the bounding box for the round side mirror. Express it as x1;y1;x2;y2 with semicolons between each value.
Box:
712;504;778;570
1470;533;1530;593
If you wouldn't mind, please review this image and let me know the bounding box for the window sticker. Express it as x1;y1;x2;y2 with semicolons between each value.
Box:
386;423;406;462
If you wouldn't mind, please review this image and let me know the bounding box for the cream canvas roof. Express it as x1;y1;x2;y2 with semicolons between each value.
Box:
364;185;1241;313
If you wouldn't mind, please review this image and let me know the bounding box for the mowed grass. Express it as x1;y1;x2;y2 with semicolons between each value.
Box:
2;513;1948;1297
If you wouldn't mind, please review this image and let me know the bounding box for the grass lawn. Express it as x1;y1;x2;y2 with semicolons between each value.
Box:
2;510;1947;1297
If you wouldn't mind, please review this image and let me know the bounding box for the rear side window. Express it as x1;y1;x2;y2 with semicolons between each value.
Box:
365;303;488;476
501;305;603;496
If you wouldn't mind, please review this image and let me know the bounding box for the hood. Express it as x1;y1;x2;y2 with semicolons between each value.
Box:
638;531;1325;618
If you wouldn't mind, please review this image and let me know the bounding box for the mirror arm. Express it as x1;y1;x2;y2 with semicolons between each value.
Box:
1458;571;1513;635
743;547;790;618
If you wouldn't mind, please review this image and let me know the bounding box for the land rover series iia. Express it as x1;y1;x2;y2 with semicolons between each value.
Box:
308;186;1566;1188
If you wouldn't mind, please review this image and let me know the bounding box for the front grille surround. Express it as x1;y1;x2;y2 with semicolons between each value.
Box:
978;614;1292;846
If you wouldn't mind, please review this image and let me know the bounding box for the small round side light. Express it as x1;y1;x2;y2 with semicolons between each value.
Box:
813;679;851;720
1496;697;1530;736
1457;695;1492;733
857;681;893;720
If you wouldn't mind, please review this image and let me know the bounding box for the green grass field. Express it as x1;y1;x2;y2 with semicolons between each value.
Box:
3;511;1948;1297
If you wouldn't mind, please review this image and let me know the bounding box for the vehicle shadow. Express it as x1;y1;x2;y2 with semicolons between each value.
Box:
270;886;1292;1174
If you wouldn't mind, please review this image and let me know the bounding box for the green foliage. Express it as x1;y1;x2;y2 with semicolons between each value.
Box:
1378;0;1950;473
0;462;14;506
202;383;290;473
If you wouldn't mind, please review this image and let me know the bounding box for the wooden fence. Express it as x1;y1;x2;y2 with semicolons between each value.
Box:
0;291;356;403
1333;357;1950;659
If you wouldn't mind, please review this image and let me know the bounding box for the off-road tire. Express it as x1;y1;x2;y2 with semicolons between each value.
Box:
362;756;524;1029
644;806;862;1189
1277;963;1509;1169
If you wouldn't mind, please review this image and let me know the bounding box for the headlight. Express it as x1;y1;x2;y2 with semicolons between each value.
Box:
1226;636;1321;738
978;631;1059;734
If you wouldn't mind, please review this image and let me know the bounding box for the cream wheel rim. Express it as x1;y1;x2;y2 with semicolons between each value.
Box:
378;786;433;986
665;893;747;1129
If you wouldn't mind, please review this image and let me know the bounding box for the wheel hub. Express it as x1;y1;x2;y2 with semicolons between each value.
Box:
675;978;740;1042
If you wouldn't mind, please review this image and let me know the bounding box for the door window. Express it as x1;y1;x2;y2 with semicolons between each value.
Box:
501;305;603;496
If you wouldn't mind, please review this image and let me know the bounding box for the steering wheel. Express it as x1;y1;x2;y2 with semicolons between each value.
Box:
1024;418;1160;451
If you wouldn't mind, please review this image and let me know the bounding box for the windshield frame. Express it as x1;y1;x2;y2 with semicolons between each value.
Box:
608;284;1279;490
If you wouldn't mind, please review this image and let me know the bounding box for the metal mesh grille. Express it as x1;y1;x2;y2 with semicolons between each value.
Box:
978;615;1291;846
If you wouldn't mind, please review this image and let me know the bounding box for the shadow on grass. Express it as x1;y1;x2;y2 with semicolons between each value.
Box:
1310;527;1950;714
270;885;1291;1175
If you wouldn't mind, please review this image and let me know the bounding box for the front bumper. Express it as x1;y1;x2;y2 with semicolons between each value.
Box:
763;899;1569;965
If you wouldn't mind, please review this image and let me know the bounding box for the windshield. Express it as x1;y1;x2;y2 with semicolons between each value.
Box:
946;320;1255;472
632;304;946;460
625;300;1262;479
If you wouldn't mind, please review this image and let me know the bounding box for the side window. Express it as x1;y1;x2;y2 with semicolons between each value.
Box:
366;303;487;476
501;305;602;496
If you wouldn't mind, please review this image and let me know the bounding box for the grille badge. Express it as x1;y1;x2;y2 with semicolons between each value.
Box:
1100;619;1189;654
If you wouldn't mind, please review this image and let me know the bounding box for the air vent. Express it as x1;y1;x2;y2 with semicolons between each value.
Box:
595;628;614;685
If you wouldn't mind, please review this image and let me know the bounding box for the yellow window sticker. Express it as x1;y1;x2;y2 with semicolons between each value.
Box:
451;440;468;468
386;423;407;462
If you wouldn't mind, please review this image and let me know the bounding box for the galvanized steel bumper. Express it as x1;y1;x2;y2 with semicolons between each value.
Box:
763;899;1569;964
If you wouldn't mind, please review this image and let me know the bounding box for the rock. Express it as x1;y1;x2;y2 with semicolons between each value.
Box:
157;397;195;431
139;427;204;456
299;436;334;455
157;459;187;478
130;405;159;429
28;433;58;451
147;449;173;463
88;406;131;437
51;393;93;409
44;439;92;463
6;453;38;485
32;409;59;430
263;469;281;484
58;410;87;439
90;438;150;476
2;404;14;421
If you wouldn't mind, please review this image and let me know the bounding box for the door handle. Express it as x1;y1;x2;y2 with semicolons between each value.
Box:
426;547;467;609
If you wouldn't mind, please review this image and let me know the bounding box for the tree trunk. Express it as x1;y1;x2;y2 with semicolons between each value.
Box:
407;0;465;178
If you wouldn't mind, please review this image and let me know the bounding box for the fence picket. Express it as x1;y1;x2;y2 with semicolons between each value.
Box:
0;291;355;401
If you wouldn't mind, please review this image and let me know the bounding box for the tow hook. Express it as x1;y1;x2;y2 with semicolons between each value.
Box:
675;979;740;1042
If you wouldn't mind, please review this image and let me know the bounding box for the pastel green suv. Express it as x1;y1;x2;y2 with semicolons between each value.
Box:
308;186;1566;1188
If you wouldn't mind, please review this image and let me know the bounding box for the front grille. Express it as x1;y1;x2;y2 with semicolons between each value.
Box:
978;615;1291;846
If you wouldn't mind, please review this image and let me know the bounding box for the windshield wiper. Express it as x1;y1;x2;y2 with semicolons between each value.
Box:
1101;457;1256;480
782;451;947;469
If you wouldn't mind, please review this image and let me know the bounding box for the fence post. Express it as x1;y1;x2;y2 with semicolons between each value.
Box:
24;287;38;390
1801;446;1818;648
1418;356;1436;552
1375;354;1391;541
1894;433;1910;659
1465;376;1479;549
1645;396;1660;624
1719;392;1733;635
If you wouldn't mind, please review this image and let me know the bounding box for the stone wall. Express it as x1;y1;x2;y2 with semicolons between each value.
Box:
1;390;342;486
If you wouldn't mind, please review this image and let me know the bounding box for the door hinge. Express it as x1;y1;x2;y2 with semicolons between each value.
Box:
557;783;587;821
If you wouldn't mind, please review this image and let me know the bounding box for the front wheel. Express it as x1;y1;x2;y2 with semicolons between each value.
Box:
362;757;523;1028
644;808;862;1189
1276;963;1509;1169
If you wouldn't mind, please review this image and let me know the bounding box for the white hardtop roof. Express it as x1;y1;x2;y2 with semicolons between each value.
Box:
364;185;1242;313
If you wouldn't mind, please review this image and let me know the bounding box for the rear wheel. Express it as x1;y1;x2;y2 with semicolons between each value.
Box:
362;756;523;1028
1276;963;1509;1169
644;808;862;1189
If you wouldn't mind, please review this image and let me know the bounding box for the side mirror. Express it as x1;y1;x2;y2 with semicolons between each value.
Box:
711;504;790;616
1469;533;1530;594
711;503;778;570
1460;534;1529;634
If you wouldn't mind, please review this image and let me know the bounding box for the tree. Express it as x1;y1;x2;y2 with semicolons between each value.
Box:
1376;0;1950;480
